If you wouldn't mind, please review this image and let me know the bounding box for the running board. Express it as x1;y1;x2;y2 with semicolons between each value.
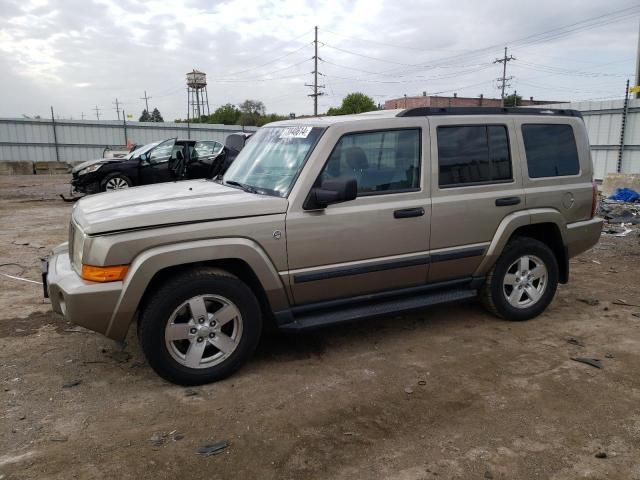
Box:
278;288;478;332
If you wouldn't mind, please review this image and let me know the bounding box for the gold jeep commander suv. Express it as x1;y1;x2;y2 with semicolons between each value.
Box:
44;107;603;385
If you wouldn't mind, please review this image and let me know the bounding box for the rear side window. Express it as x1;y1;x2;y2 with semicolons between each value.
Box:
437;125;512;188
522;124;580;178
320;129;421;195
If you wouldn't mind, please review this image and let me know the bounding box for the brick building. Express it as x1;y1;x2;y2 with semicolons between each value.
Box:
384;93;563;110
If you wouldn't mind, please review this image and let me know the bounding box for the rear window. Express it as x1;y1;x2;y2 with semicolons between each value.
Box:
437;125;512;187
522;124;580;178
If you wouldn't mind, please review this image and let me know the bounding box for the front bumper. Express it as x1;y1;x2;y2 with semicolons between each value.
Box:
566;217;604;258
47;243;123;338
71;173;101;194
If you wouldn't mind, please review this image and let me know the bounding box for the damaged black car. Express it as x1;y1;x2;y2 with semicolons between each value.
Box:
71;137;244;194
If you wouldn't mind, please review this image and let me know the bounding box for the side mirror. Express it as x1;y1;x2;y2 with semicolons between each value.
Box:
139;152;149;163
304;177;357;210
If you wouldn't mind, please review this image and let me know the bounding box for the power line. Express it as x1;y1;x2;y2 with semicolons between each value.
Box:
221;41;312;78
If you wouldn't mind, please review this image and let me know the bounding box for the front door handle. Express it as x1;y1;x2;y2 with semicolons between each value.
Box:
394;207;425;219
495;197;521;207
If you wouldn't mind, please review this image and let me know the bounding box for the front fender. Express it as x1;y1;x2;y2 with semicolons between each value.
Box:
105;237;288;340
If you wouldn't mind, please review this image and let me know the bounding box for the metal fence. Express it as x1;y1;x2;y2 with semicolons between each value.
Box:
537;98;640;180
0;118;258;163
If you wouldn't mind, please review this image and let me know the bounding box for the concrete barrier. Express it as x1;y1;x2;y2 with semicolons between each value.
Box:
0;161;34;175
33;162;70;175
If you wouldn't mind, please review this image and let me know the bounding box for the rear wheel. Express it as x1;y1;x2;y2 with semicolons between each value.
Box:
138;268;262;385
481;237;558;321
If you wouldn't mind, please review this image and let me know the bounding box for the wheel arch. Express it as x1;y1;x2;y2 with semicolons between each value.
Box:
475;209;568;283
105;238;289;341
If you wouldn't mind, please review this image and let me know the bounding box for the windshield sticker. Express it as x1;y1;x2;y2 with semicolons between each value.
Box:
279;126;313;139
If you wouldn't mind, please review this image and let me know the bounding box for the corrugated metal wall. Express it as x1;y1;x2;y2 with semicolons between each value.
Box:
0;118;258;163
537;99;640;180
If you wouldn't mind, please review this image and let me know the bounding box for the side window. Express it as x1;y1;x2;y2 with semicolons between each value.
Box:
320;129;421;195
437;125;512;188
522;124;579;178
149;141;175;164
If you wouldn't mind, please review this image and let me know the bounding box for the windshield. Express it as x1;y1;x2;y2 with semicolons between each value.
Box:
124;141;160;160
222;126;323;196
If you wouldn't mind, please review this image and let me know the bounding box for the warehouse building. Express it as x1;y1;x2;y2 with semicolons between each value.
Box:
384;92;563;109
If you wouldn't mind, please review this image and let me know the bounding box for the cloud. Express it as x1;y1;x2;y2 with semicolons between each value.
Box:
0;0;637;121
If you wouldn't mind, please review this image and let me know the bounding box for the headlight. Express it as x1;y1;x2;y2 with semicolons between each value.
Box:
78;164;103;175
69;222;86;272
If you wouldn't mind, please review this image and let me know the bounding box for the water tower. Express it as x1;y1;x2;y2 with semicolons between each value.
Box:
186;69;210;120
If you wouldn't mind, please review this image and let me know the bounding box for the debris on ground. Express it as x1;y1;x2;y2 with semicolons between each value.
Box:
608;187;640;203
570;357;602;369
62;379;82;388
598;198;640;237
196;441;229;456
184;389;199;397
149;434;165;447
404;387;414;394
595;451;608;459
566;336;584;347
613;299;640;308
577;298;599;306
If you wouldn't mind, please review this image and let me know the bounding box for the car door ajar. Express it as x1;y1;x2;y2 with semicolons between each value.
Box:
285;120;431;305
138;138;176;185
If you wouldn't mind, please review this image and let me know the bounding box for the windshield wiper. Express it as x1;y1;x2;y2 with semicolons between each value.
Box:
224;180;258;194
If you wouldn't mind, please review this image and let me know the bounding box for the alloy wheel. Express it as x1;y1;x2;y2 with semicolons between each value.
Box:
164;294;243;369
502;255;548;309
105;177;129;190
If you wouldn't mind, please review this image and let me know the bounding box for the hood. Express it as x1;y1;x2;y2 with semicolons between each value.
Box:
72;157;125;174
73;179;288;235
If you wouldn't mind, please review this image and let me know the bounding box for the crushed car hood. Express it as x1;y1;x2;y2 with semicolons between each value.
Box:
73;179;288;235
72;157;124;174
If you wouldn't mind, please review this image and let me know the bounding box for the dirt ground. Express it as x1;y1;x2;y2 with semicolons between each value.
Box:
1;174;640;480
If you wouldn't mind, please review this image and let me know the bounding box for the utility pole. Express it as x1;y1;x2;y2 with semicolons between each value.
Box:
618;79;630;173
93;105;101;121
305;26;325;116
494;47;515;106
81;112;85;120
113;98;121;120
140;90;152;112
635;19;640;99
50;106;60;162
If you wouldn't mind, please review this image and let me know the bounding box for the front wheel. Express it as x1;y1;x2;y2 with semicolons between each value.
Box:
481;237;559;321
102;173;132;191
138;268;262;385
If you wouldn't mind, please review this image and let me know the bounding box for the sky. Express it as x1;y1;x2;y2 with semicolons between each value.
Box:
0;0;638;121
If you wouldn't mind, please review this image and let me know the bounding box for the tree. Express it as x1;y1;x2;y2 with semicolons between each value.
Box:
150;107;164;122
327;93;377;115
239;99;266;126
139;109;151;122
503;93;523;107
209;104;241;125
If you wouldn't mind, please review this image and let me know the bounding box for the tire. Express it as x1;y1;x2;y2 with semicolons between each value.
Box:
481;237;558;321
101;173;132;192
138;267;262;385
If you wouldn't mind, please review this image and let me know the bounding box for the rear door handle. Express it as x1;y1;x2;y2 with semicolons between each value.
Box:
394;207;425;219
495;197;521;207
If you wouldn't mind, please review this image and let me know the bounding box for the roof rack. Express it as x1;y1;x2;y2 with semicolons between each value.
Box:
396;107;582;118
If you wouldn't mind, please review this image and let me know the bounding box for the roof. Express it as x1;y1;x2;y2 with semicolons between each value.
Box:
267;107;582;128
